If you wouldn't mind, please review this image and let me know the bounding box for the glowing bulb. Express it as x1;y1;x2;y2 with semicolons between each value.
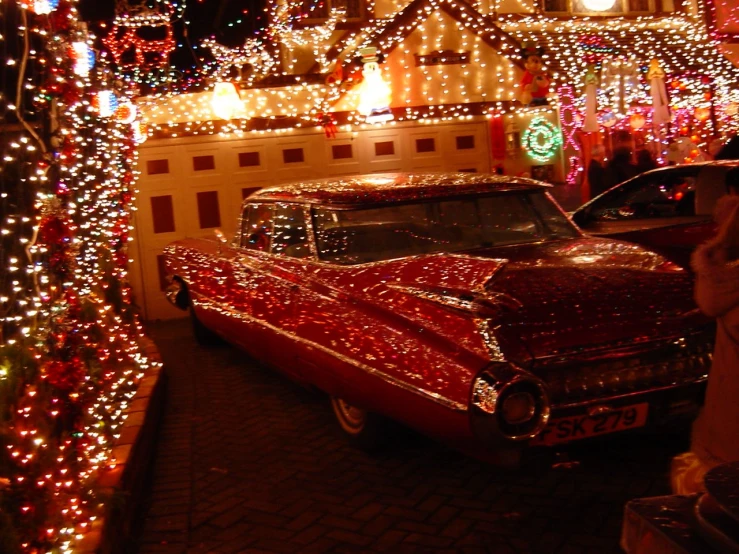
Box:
582;0;615;10
211;82;241;120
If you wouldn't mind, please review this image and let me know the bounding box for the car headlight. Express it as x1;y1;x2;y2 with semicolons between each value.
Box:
471;363;550;442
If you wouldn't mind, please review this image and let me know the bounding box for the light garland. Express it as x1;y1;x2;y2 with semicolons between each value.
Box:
522;116;562;162
0;1;159;551
126;0;739;166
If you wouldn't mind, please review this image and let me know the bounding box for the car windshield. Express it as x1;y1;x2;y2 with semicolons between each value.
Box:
312;191;579;264
574;166;705;225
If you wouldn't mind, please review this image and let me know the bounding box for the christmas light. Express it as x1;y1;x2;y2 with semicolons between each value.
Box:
211;82;242;120
0;1;159;552
32;0;61;14
522;116;562;162
582;0;615;11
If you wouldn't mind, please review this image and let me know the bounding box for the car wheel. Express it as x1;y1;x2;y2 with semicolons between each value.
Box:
330;396;392;451
189;306;224;347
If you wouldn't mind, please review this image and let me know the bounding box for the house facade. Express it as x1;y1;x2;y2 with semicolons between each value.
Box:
128;0;739;320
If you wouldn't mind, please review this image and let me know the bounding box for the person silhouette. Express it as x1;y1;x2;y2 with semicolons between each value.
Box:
671;168;739;495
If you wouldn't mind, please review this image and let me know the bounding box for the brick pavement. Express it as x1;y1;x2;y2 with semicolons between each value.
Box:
131;317;690;554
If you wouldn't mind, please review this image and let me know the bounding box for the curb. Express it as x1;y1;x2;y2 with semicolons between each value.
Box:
75;335;167;554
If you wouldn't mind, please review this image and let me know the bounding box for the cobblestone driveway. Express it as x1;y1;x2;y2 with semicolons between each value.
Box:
132;317;690;554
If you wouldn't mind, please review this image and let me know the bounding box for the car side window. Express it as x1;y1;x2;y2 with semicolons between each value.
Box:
587;172;697;221
240;203;274;251
272;204;311;259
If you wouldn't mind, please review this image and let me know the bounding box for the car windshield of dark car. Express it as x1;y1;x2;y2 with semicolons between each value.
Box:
577;168;702;224
312;191;579;264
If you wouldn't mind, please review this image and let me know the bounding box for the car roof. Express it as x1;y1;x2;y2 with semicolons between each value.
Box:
246;172;551;206
634;160;739;177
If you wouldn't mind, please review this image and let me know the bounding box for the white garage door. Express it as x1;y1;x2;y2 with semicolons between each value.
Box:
130;120;492;320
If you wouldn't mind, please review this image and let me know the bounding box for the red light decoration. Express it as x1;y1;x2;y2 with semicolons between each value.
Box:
694;107;711;122
102;6;175;68
630;113;646;130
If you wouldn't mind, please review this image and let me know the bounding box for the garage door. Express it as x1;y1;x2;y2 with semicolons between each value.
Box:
131;120;491;320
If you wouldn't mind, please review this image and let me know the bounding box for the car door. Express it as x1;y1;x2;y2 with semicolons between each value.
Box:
572;167;713;266
224;201;312;380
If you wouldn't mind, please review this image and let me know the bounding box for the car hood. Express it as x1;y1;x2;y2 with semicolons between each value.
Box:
326;237;705;361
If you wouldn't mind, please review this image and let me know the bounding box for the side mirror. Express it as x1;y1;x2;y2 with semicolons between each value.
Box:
213;229;229;254
213;229;228;244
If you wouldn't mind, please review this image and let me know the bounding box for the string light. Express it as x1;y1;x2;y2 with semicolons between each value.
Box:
0;1;160;551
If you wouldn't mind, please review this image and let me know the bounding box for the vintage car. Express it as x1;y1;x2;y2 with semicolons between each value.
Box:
163;173;712;465
572;161;739;268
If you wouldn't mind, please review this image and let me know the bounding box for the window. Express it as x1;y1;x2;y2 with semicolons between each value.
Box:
283;148;305;164
193;155;215;171
196;191;221;229
375;141;395;156
456;136;475;150
332;144;353;159
272;204;311;259
580;169;700;224
313;191;579;264
147;159;169;175
238;152;260;167
150;195;175;233
416;138;436;153
240;204;274;251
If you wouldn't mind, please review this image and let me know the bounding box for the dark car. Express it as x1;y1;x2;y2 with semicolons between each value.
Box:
572;161;739;268
163;172;712;466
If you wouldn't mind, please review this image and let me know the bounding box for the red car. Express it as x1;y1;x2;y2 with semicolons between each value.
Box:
572;161;739;268
163;173;712;465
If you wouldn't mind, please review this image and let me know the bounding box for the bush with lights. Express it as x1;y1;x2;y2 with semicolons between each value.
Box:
0;1;158;551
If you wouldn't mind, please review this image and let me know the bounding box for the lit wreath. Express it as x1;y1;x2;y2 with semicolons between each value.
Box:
522;117;562;163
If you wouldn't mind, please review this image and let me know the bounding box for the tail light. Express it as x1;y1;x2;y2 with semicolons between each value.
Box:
471;363;550;442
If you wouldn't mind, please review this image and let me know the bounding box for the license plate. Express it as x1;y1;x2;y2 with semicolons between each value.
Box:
530;402;649;446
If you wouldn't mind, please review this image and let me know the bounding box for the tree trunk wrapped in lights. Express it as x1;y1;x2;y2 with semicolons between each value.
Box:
0;1;158;551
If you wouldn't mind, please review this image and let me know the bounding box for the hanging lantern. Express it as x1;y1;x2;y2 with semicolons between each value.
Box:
694;107;711;122
582;0;615;10
211;82;241;120
94;91;118;117
71;41;95;77
115;99;137;124
32;0;60;14
629;113;646;130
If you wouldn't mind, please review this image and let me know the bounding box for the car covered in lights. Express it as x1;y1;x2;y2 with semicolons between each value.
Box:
163;172;712;464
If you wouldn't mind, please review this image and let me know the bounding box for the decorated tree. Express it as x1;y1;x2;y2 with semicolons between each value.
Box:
0;1;156;551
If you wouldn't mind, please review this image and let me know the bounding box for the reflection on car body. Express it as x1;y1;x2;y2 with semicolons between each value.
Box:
572;161;739;267
163;172;712;465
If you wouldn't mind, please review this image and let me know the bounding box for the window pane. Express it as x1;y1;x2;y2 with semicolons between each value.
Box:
241;204;274;250
272;204;311;258
313;192;578;264
587;171;699;221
